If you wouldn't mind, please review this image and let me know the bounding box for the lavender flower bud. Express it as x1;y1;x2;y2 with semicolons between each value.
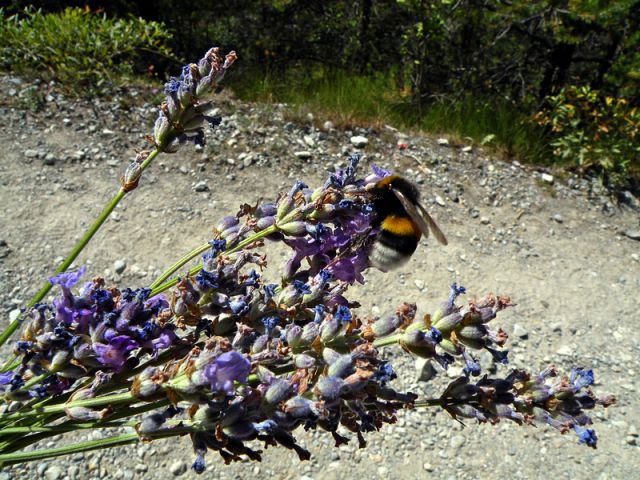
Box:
222;422;257;440
153;114;173;147
138;412;168;435
264;378;291;406
300;323;320;345
369;314;402;338
251;334;269;354
285;325;304;348
50;350;71;372
401;330;437;358
256;203;278;217
284;396;318;418
315;376;347;402
256;216;276;230
433;312;463;333
294;353;316;369
327;354;354;379
216;216;239;232
121;161;142;192
278;221;307;236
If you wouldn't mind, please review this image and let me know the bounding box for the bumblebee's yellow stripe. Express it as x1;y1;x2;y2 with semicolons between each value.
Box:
381;215;421;239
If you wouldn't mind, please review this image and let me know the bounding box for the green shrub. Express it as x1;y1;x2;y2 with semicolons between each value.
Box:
535;85;640;186
0;7;173;96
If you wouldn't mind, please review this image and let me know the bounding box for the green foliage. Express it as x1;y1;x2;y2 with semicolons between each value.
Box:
0;7;173;96
235;70;546;163
535;86;640;186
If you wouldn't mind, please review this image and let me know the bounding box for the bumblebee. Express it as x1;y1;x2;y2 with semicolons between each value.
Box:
368;175;447;270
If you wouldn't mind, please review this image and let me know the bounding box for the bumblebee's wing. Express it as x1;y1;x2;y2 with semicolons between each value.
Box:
391;187;448;246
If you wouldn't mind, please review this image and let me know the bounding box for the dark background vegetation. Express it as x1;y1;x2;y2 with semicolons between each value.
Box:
2;1;639;190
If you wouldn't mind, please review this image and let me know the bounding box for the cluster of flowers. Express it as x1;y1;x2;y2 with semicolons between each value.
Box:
0;46;614;472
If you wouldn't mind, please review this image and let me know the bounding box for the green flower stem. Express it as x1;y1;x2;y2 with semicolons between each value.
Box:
2;391;135;421
0;420;131;435
149;224;278;296
0;356;19;373
0;397;172;454
0;421;196;467
0;148;162;348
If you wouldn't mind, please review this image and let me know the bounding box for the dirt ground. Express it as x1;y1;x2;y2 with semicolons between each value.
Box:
0;75;638;479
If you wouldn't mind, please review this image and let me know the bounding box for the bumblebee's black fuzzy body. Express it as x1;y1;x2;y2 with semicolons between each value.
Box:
369;175;422;270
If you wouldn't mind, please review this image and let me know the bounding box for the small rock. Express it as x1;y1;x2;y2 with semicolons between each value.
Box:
622;229;640;241
24;149;39;158
513;324;528;339
170;460;187;476
480;216;490;225
415;358;437;382
423;463;434;472
194;181;209;192
450;435;466;449
9;309;21;321
541;172;554;183
436;138;449;146
113;259;127;274
557;345;573;356
44;153;57;166
414;279;425;290
461;145;473;153
242;155;254;167
552;214;564;224
434;195;445;207
45;466;63;480
303;135;315;147
350;135;368;148
323;120;334;131
626;436;637;446
294;151;312;160
620;190;640;209
134;463;148;474
102;128;115;136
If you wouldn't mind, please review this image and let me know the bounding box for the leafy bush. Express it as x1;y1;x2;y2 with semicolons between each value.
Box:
0;7;173;95
535;85;640;186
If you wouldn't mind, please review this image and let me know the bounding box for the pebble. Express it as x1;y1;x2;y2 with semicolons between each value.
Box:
541;172;554;183
194;181;209;192
323;120;334;130
45;466;63;480
24;149;39;158
350;135;368;148
415;358;436;382
9;309;21;321
436;138;449;146
434;195;445;207
44;153;57;165
423;463;434;472
556;345;573;356
622;229;640;241
552;214;564;223
480;216;490;225
513;324;529;339
414;279;425;290
113;259;127;274
303;135;315;147
450;435;466;449
461;145;472;153
294;151;312;159
170;460;187;476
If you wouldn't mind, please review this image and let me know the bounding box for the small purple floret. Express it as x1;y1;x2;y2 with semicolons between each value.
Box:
203;351;251;396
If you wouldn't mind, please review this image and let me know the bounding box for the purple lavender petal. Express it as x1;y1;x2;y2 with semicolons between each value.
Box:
203;351;251;395
49;267;86;289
